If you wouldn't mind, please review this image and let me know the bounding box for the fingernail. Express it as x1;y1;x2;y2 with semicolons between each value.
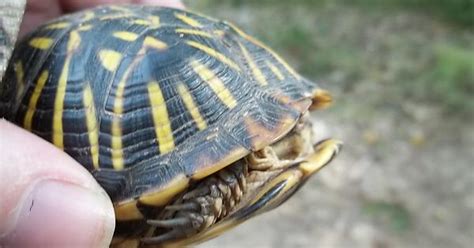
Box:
3;180;115;247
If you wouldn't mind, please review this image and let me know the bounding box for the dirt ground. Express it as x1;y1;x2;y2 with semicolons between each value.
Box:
183;1;474;248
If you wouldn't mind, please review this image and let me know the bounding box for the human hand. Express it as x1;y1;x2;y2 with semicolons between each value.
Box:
20;0;185;36
1;1;184;247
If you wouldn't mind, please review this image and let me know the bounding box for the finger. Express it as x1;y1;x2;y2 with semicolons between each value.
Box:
59;0;134;12
0;120;115;247
19;0;62;37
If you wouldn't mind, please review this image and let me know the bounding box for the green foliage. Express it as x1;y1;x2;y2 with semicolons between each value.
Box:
429;45;474;113
363;201;412;232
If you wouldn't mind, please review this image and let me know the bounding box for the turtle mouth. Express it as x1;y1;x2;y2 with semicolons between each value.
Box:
139;116;342;247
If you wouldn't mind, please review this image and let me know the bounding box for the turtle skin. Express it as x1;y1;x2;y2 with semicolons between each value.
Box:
0;5;336;247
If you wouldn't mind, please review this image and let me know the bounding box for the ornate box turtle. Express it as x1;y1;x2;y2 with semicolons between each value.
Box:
0;5;341;247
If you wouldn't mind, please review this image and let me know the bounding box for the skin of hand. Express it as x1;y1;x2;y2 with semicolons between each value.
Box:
1;1;183;247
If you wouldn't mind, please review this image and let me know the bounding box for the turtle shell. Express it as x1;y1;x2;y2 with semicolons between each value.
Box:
0;5;328;219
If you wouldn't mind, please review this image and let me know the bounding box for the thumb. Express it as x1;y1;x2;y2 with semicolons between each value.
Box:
0;120;115;247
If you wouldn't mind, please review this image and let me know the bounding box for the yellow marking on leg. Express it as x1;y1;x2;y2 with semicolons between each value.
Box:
29;37;53;50
53;31;81;148
139;174;189;206
83;84;99;169
113;31;139;41
14;61;25;101
143;36;167;50
23;71;48;131
147;81;175;154
44;22;70;30
176;28;213;38
190;60;237;109
239;42;267;86
174;12;203;27
228;23;301;79
98;49;123;72
177;83;207;130
299;139;342;177
186;40;240;72
114;200;144;221
265;60;285;80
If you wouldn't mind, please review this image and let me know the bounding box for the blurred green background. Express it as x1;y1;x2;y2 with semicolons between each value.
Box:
184;1;474;247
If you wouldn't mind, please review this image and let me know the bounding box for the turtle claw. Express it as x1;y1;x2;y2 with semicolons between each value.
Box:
147;217;191;228
140;229;183;245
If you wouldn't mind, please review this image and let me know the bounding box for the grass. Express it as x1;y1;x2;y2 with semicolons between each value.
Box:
362;200;412;232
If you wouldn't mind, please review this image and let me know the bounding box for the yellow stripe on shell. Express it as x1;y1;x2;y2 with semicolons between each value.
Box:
44;22;70;30
111;78;127;170
98;49;123;72
265;60;285;80
113;31;139;41
190;59;237;109
114;200;144;221
147;81;175;154
228;23;301;80
239;42;267;86
139;174;189;206
14;61;25;101
23;70;48;131
53;30;81;148
177;83;207;130
83;84;99;169
29;37;53;50
174;12;203;27
186;40;240;72
175;28;213;38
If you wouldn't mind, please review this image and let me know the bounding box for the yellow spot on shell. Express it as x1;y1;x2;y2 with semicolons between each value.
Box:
132;19;149;25
174;13;202;27
143;36;167;50
77;24;93;31
177;83;207;130
176;28;213;38
266;60;285;80
139;174;189;206
148;16;160;27
147;81;175;154
190;59;237;109
239;42;267;86
83;84;99;169
113;31;139;41
98;49;123;72
29;37;53;50
82;11;95;21
45;22;70;30
186;40;240;72
23;71;48;131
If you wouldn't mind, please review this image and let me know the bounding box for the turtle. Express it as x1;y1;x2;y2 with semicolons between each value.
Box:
0;4;342;247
